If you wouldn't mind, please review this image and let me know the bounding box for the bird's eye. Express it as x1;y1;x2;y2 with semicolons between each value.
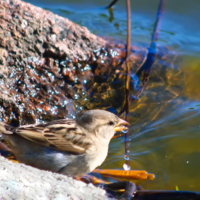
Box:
108;121;114;126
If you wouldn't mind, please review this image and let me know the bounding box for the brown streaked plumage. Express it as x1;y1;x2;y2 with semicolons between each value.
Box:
0;109;129;177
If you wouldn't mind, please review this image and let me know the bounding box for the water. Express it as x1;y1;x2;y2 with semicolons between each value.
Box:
24;0;200;191
123;163;131;170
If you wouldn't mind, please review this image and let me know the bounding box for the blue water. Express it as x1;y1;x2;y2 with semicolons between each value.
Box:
23;0;200;191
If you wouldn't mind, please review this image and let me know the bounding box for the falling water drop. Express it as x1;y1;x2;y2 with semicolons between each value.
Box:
124;155;129;161
122;129;128;134
123;163;131;170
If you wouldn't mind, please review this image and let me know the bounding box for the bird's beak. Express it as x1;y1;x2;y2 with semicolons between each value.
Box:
114;118;130;132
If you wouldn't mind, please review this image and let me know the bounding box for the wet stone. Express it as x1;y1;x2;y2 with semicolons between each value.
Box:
0;0;184;128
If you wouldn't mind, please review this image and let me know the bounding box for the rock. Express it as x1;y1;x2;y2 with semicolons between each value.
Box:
0;0;131;125
0;156;115;200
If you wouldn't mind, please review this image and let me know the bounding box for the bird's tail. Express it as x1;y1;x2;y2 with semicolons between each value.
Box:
0;122;13;152
0;122;13;134
0;122;6;133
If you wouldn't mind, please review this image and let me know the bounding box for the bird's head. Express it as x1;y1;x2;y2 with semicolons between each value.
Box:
76;110;129;141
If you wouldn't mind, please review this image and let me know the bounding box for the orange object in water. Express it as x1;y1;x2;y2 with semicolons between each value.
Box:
93;169;155;181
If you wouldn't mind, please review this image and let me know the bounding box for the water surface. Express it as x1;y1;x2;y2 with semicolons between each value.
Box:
24;0;200;191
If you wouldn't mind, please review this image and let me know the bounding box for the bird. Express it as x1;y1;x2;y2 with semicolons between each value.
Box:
0;109;129;177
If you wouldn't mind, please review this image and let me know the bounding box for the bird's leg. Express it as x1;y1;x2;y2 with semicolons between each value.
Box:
93;169;155;181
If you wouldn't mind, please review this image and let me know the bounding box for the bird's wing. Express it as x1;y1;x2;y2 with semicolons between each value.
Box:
14;119;92;154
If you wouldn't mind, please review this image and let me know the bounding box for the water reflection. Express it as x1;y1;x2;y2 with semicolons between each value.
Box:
103;100;200;191
17;0;200;191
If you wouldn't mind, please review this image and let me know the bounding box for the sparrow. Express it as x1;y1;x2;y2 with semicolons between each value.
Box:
0;110;129;177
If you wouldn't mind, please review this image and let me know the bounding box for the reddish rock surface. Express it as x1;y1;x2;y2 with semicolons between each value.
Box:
0;0;106;59
0;0;131;125
0;0;183;127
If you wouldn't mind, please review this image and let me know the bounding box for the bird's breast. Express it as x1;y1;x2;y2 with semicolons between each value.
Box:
86;143;109;172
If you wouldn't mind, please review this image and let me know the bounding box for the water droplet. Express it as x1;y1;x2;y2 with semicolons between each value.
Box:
123;163;131;170
74;94;78;100
124;155;129;160
186;161;189;164
122;129;128;134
